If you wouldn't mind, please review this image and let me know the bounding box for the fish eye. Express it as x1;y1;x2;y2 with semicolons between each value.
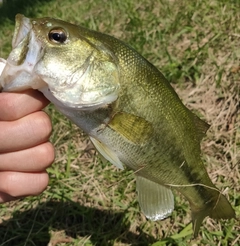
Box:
48;28;67;44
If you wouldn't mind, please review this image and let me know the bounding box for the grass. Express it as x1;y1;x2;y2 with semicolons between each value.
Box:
0;0;239;245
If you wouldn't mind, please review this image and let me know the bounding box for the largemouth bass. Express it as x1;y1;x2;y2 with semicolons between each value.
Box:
0;14;235;237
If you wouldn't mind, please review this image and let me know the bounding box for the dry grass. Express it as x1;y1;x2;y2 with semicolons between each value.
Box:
0;0;239;245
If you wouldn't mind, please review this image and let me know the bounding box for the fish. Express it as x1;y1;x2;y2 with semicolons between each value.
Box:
0;14;235;237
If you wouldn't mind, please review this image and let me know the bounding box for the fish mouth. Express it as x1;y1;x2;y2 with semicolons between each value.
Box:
12;14;32;50
0;14;47;91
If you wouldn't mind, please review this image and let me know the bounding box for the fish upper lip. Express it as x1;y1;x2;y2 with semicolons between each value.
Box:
12;14;32;49
0;14;46;91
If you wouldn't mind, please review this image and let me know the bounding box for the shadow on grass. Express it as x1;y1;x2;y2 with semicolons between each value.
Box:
0;0;54;24
0;200;156;246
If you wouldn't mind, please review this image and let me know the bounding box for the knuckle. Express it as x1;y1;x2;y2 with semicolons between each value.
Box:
0;172;18;196
33;172;49;194
35;111;52;136
24;111;52;141
39;142;55;167
29;142;55;170
0;94;19;119
0;171;49;196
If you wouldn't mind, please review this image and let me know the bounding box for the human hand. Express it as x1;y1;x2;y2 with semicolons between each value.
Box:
0;90;54;203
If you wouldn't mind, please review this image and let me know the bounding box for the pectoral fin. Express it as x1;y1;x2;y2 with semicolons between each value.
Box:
136;175;174;220
90;136;124;170
108;112;153;145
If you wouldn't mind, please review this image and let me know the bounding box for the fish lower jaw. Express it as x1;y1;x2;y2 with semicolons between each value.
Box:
0;62;47;92
41;85;119;110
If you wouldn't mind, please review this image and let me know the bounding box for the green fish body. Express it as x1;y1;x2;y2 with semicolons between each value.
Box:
0;14;235;237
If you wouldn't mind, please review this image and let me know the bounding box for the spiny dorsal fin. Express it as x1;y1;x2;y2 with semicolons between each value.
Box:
90;136;124;169
136;175;174;221
192;114;210;141
108;112;153;145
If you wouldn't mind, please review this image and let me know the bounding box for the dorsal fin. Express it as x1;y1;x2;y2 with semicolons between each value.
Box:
192;114;210;141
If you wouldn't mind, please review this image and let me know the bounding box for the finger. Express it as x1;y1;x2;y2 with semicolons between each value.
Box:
0;111;52;153
0;192;18;203
0;171;49;202
0;90;49;121
0;142;55;172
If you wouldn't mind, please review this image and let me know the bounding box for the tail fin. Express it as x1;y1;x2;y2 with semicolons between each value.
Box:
191;193;235;238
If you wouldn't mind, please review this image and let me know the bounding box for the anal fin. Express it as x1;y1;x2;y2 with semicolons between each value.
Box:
90;136;124;170
136;175;174;221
